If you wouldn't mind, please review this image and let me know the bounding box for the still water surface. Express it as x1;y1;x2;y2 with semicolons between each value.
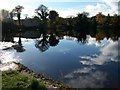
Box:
0;34;119;88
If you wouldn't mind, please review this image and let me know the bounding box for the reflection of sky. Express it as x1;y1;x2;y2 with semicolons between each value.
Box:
0;42;14;50
0;41;21;71
64;67;107;88
0;36;119;88
63;36;119;88
0;41;21;63
80;37;119;65
0;51;20;63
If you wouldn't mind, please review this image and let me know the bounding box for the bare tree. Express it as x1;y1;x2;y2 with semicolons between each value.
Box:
35;4;49;21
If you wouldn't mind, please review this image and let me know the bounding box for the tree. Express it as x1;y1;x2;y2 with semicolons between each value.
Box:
0;9;10;21
35;4;49;21
49;10;58;23
95;12;105;26
111;14;119;27
12;5;24;25
75;12;89;30
48;10;59;28
104;14;111;26
0;9;17;35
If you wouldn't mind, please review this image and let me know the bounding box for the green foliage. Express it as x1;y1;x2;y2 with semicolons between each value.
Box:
12;5;24;25
49;10;58;22
30;79;46;89
2;70;46;89
96;12;106;25
31;79;39;89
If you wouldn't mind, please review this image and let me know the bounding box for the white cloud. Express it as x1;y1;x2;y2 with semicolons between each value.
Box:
57;9;80;18
0;0;39;18
49;8;80;18
0;0;119;18
85;3;108;16
85;0;119;16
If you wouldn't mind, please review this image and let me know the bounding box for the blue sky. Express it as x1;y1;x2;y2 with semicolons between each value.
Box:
0;0;118;18
42;2;97;10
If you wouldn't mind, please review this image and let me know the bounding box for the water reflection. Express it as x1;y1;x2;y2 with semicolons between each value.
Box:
35;34;50;52
2;32;14;43
49;33;59;46
35;31;59;52
80;38;119;65
61;36;119;88
0;51;20;63
64;68;107;88
13;36;25;52
2;28;120;51
1;28;120;88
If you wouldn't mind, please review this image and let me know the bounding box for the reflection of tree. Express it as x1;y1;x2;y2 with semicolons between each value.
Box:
13;36;25;52
2;33;14;43
35;31;60;52
65;29;88;44
35;34;49;52
49;33;59;47
95;29;120;41
77;33;87;44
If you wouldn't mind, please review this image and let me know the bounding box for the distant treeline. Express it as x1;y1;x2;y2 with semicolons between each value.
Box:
1;4;120;33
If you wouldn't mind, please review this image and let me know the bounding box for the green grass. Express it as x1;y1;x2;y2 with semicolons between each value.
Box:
2;70;46;89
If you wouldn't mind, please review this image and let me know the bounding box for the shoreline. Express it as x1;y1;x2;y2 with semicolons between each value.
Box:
1;61;68;89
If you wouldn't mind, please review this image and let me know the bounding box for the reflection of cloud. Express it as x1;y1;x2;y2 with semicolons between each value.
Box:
14;37;33;44
0;50;20;71
65;67;95;78
0;42;14;50
65;68;107;88
74;67;95;73
0;51;20;63
87;36;110;47
80;39;119;65
64;36;77;41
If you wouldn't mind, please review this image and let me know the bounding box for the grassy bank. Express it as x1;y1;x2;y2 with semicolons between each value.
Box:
2;62;67;89
2;70;46;89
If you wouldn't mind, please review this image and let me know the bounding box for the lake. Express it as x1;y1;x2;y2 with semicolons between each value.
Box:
0;29;120;88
